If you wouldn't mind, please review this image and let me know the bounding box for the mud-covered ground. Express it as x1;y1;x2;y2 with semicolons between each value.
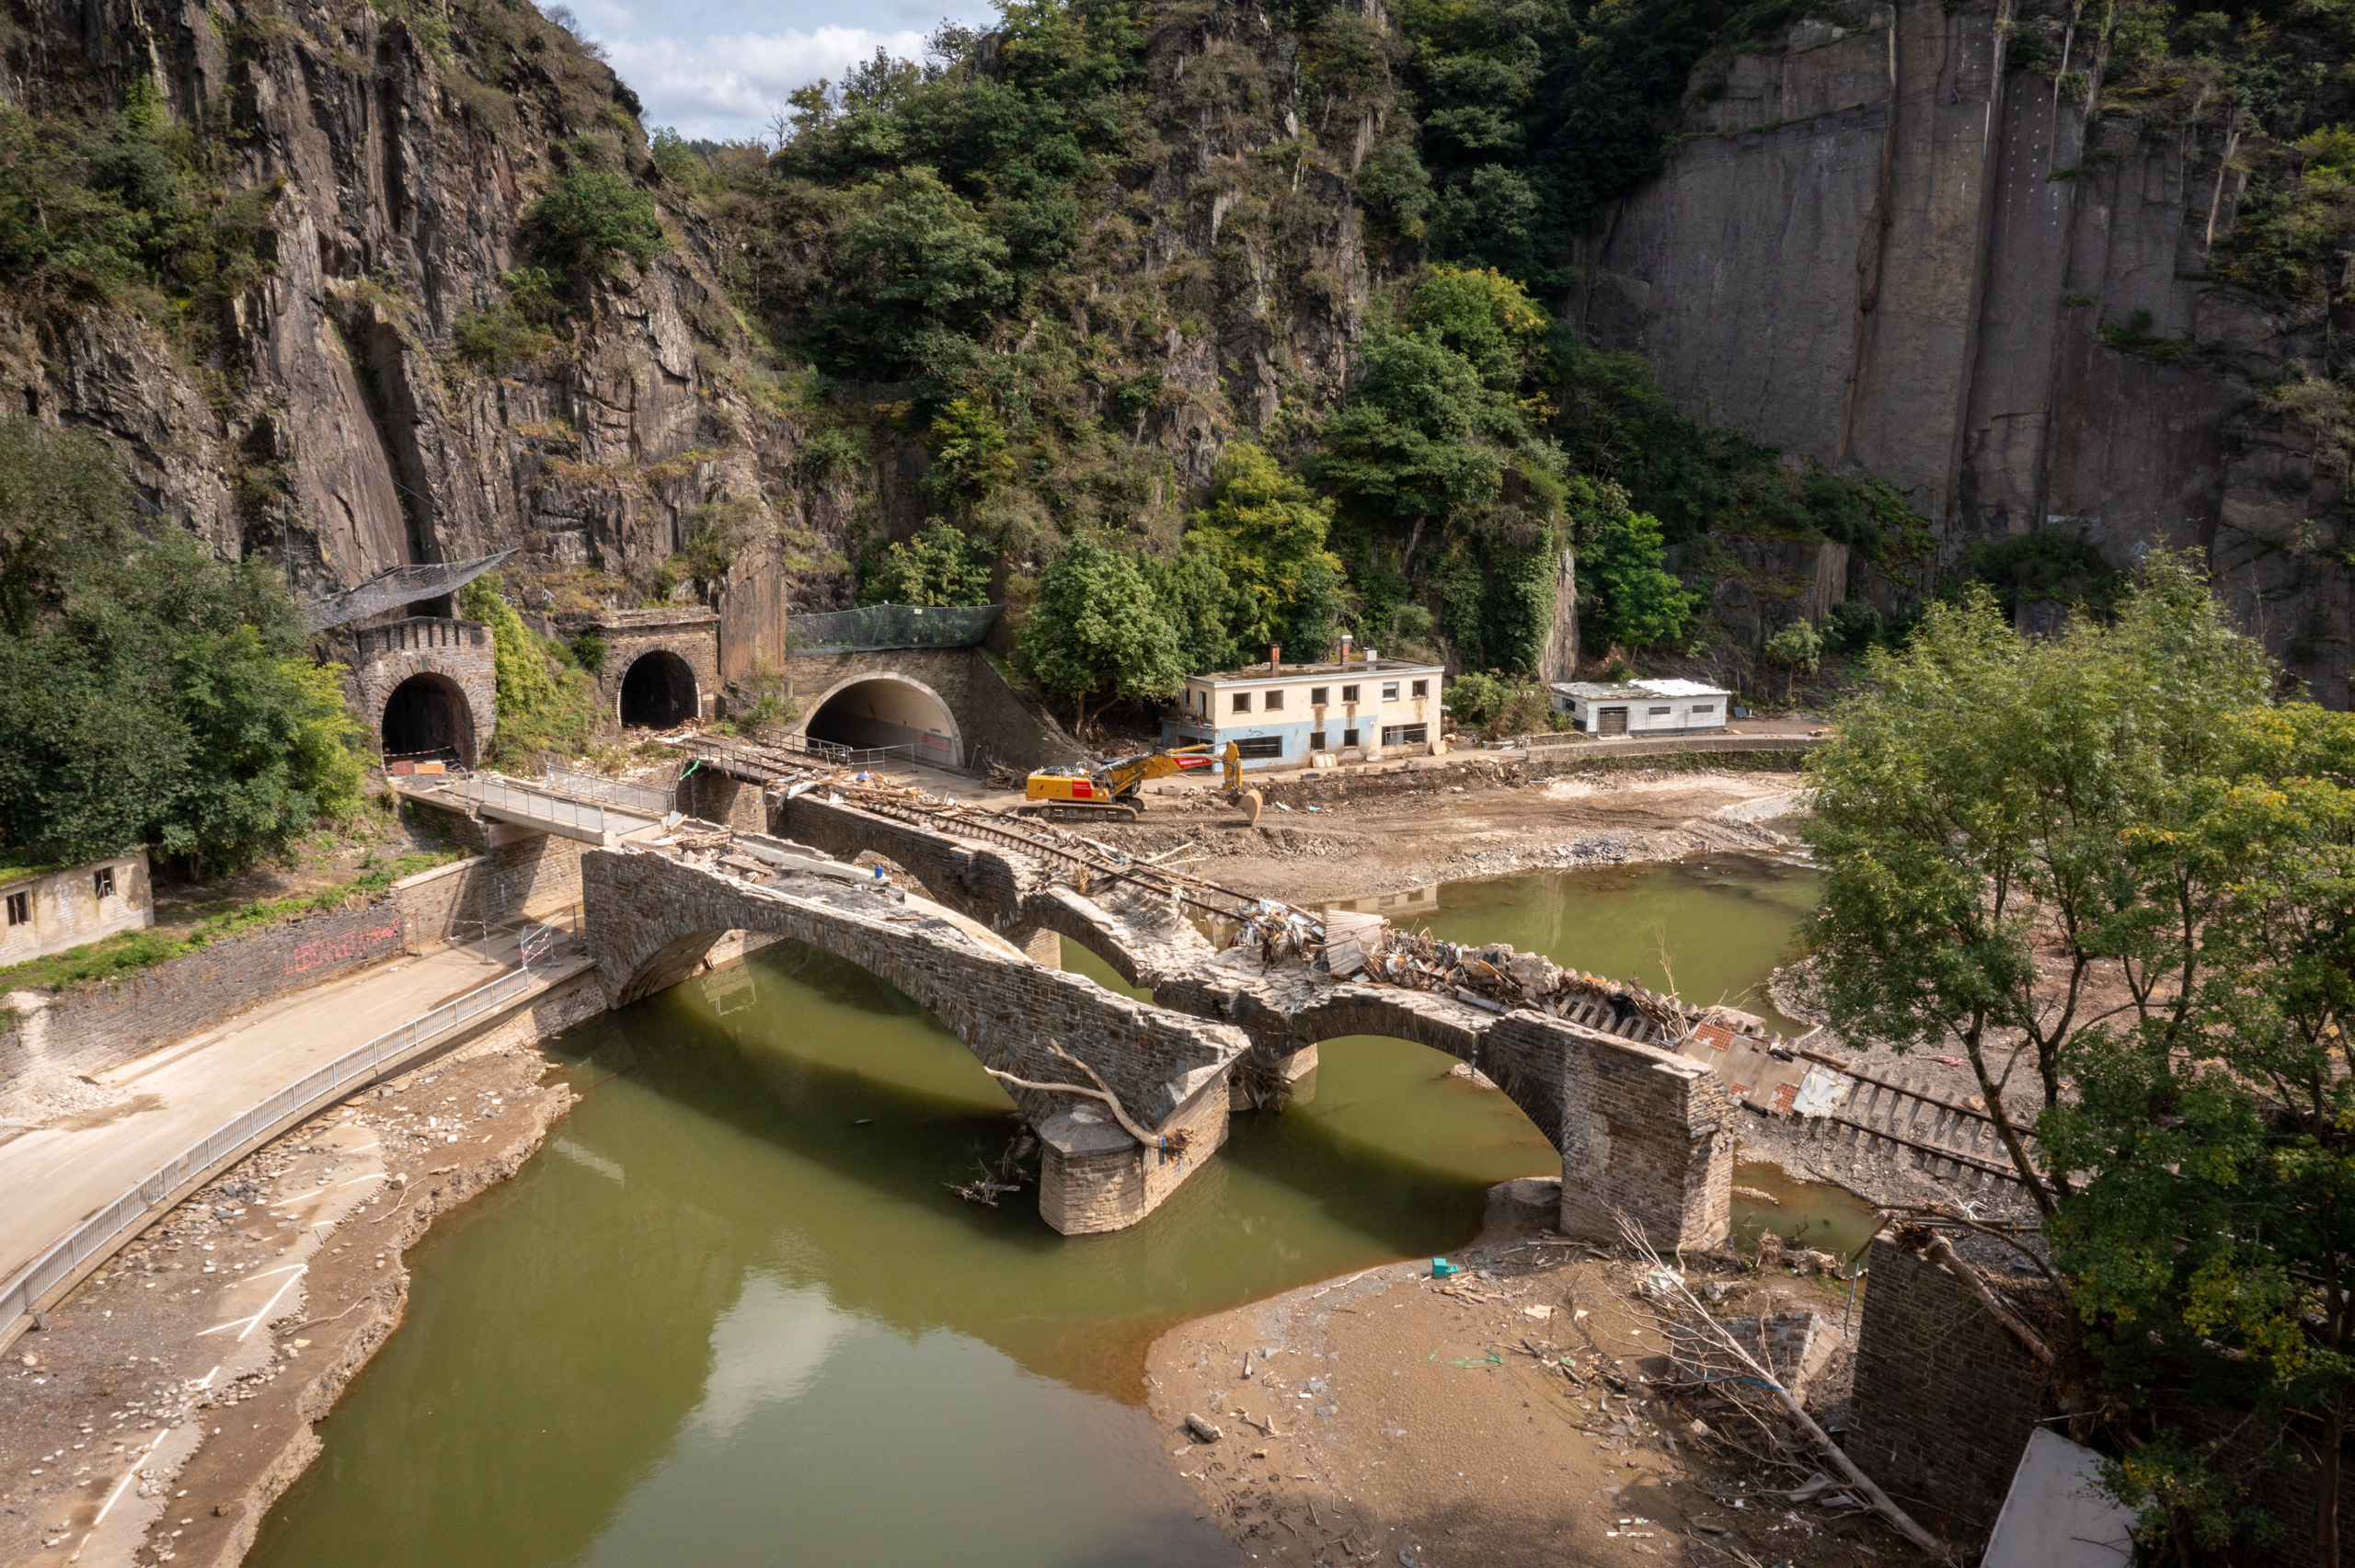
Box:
1084;764;1809;907
1146;1184;1905;1568
0;1042;574;1568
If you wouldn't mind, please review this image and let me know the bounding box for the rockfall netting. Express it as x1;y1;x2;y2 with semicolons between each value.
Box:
790;602;1000;652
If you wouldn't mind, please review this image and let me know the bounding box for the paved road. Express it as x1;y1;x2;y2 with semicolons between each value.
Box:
0;934;547;1292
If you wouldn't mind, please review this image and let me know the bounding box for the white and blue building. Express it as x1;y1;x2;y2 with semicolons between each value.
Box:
1161;657;1446;769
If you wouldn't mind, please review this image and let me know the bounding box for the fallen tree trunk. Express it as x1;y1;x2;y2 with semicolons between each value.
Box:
1614;1210;1953;1562
982;1041;1194;1157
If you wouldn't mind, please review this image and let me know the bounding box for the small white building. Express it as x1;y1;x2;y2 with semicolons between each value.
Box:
1550;678;1730;737
0;849;154;967
1163;656;1447;768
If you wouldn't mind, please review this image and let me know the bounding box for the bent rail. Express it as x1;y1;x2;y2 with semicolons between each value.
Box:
0;956;581;1352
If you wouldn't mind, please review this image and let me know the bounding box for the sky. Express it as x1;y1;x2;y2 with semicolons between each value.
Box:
557;0;999;143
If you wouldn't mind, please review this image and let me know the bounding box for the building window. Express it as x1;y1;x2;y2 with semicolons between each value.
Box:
1410;680;1428;698
1341;728;1360;748
1692;704;1717;715
1235;736;1284;759
94;866;116;899
1382;724;1429;747
1232;692;1252;713
1310;731;1327;750
1264;689;1284;710
5;891;24;926
1341;684;1360;703
1382;682;1400;701
1310;687;1329;705
1648;705;1673;716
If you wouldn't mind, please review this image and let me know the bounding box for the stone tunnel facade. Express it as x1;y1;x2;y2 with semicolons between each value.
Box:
580;844;1249;1234
340;616;498;765
559;606;722;728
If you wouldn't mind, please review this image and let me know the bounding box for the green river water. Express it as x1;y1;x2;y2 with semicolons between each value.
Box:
250;853;1824;1568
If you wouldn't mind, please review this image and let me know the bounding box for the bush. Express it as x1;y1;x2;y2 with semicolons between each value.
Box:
1822;599;1885;656
523;168;666;281
0;419;364;874
453;302;555;371
457;575;603;762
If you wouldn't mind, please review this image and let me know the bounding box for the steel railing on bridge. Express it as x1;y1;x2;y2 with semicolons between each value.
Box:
678;729;959;780
433;773;656;840
544;766;676;817
0;951;576;1349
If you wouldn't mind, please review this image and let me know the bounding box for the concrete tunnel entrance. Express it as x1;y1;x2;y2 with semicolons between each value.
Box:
380;672;476;765
803;675;962;765
620;649;700;729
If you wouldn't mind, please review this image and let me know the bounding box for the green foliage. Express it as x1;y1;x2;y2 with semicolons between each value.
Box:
922;396;1017;504
1763;617;1821;671
0;419;364;875
0;846;462;995
799;424;874;478
1396;0;1727;290
1574;484;1697;651
2097;307;2199;362
721;660;797;737
569;630;608;676
1185;443;1345;660
1805;554;2355;1560
1821;598;1888;656
1440;669;1557;737
523;168;666;282
453;301;556;370
1014;532;1186;734
821;166;1016;383
860;520;994;607
457;574;603;762
1959;527;2125;619
0;83;279;341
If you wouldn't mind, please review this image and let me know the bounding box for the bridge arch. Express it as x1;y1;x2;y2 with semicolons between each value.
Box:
379;670;477;765
620;648;700;728
798;671;962;765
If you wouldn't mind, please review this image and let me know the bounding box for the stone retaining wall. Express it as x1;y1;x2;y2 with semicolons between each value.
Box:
1847;1239;2059;1541
785;647;1080;770
2;897;407;1085
393;825;589;946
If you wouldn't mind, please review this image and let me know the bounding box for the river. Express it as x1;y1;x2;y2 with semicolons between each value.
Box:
249;853;1821;1568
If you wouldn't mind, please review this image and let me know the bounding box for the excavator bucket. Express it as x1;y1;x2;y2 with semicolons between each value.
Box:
1239;787;1263;827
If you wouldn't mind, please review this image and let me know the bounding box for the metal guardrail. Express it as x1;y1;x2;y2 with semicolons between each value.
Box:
0;957;565;1343
440;774;649;839
789;602;999;652
544;767;675;817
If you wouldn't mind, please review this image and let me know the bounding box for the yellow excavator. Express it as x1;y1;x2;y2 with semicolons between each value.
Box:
1021;742;1260;823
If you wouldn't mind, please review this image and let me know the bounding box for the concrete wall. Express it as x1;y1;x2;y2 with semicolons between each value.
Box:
392;830;589;947
1847;1238;2059;1541
784;647;1080;771
1;895;408;1085
0;851;153;967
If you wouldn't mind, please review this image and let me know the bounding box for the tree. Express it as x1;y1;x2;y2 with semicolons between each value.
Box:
523;169;666;282
1800;555;2355;1562
1014;533;1186;737
860;520;992;607
1573;481;1695;650
1185;443;1345;659
0;419;363;874
1763;618;1821;701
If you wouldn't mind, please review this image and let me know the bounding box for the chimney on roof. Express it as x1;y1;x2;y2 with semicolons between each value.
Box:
1269;643;1281;672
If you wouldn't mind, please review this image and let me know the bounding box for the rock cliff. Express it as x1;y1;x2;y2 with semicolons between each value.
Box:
0;0;1366;689
1571;0;2354;705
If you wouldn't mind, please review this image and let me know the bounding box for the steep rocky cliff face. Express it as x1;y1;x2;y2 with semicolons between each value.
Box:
1570;0;2355;705
0;0;1368;689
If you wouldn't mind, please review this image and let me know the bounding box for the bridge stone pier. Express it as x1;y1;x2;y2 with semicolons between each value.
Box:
778;794;1736;1251
580;842;1248;1234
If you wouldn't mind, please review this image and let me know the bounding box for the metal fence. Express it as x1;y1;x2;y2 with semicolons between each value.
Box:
790;603;999;653
544;766;675;817
769;728;960;770
0;958;559;1344
443;774;646;838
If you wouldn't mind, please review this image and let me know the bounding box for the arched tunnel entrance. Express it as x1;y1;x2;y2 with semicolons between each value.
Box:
381;672;476;765
803;675;962;765
620;649;700;729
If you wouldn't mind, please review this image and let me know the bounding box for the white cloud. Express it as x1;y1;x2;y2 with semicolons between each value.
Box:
604;25;932;141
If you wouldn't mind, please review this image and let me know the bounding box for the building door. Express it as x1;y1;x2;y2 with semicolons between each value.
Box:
1597;706;1628;735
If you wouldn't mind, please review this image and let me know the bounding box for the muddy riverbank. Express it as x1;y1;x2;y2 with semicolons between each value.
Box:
1144;1180;1899;1568
0;994;612;1568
